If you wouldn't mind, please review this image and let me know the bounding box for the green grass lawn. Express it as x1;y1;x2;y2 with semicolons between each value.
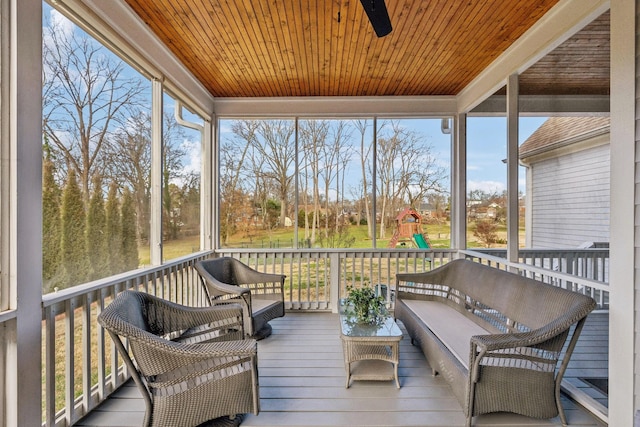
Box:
221;223;452;249
138;221;524;265
138;235;201;265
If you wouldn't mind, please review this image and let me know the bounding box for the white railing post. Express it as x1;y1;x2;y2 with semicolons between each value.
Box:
330;252;340;313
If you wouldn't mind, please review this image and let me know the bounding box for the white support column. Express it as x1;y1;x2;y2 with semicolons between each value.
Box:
372;117;378;247
150;79;163;265
212;116;220;250
506;74;519;264
451;113;467;251
293;118;299;248
609;0;636;425
201;117;213;251
7;0;43;425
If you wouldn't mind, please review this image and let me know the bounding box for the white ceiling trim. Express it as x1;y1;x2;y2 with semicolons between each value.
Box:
212;96;458;118
471;95;610;116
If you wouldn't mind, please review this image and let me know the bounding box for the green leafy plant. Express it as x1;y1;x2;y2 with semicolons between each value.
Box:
343;285;387;324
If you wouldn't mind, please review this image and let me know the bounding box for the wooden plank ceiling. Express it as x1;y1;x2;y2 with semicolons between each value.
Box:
123;0;609;98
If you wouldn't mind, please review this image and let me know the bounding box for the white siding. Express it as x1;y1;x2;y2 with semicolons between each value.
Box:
530;143;610;248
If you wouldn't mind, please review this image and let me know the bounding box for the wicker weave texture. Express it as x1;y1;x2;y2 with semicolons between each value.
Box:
340;335;402;388
395;259;596;427
339;313;403;388
98;290;259;427
195;257;285;339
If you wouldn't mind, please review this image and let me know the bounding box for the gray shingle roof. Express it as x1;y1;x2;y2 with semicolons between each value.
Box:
520;116;610;158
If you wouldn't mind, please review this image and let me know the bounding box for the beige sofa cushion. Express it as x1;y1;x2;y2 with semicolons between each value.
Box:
402;300;492;369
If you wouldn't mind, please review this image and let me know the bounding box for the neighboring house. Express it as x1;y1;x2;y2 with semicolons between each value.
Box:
467;201;501;221
520;116;610;249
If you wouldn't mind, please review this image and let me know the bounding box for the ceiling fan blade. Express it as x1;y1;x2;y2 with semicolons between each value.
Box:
359;0;392;38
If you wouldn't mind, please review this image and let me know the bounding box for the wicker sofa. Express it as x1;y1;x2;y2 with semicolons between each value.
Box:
195;257;286;340
394;259;596;427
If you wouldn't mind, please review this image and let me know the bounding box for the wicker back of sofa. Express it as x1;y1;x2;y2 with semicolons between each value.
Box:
396;259;597;426
397;258;596;333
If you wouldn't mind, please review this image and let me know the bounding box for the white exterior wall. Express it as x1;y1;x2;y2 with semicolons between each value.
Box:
529;142;610;248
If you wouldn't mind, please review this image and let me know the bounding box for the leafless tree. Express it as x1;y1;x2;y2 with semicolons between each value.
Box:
396;134;446;208
375;121;444;239
375;122;404;239
220;120;257;243
251;120;296;228
299;120;329;245
43;15;145;207
107;111;186;242
354;120;373;238
109;111;151;241
320;121;352;237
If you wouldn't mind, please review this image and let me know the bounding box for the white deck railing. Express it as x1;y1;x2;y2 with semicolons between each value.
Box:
41;252;212;427
216;248;455;310
37;247;609;426
463;248;610;309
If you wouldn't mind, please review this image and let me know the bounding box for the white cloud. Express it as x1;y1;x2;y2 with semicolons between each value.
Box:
170;139;202;187
44;9;75;45
467;180;505;194
181;139;201;175
52;10;75;37
43;8;82;84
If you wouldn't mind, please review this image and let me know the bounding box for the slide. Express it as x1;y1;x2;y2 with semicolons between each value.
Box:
413;233;429;249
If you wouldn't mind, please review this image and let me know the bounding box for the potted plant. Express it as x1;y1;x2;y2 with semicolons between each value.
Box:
343;285;388;324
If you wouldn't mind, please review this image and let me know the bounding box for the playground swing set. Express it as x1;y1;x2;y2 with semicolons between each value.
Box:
388;207;432;249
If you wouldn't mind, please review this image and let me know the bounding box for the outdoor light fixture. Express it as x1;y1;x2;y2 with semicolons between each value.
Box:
359;0;392;37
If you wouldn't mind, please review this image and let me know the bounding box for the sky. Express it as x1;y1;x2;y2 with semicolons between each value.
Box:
219;116;548;200
385;116;548;196
45;3;548;197
467;116;547;194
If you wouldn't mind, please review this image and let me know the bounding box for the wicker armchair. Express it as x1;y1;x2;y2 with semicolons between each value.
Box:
97;290;259;427
195;257;285;340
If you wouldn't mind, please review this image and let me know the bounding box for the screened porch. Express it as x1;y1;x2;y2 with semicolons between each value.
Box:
1;0;626;426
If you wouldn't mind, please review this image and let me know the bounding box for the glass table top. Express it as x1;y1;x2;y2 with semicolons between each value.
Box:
339;299;402;338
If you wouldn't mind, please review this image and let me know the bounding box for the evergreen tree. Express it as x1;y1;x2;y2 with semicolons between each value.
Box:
86;175;108;280
42;156;62;292
163;168;178;240
105;182;122;274
60;169;89;288
121;188;139;271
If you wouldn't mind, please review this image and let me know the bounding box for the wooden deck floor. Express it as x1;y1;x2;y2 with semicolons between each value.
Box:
78;312;608;427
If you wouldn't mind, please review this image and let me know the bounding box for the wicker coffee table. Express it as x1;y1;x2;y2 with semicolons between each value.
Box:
339;308;403;388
